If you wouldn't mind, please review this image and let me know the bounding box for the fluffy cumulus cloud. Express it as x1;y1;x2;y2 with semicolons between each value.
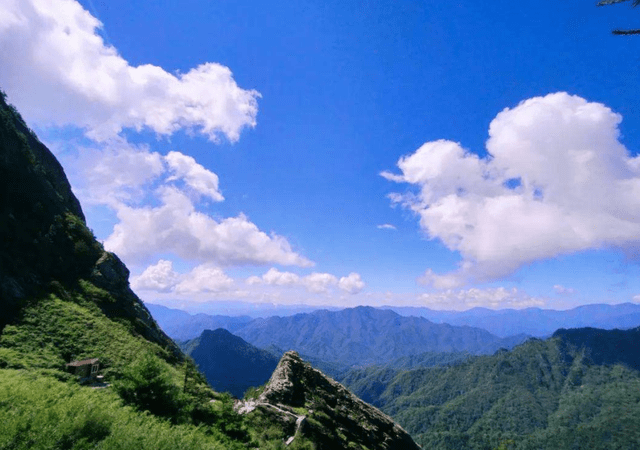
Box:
0;0;309;271
130;259;179;293
338;273;366;294
131;260;233;294
0;0;259;141
165;151;224;202
418;287;545;310
105;187;312;267
68;140;165;207
384;93;640;287
63;141;310;268
247;268;365;294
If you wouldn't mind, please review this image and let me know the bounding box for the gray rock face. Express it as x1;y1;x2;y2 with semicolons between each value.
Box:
256;351;422;450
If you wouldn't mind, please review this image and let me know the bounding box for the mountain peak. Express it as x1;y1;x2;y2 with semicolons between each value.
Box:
252;350;421;449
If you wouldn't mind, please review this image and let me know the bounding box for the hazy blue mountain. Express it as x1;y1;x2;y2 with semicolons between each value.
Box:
234;306;528;366
341;326;640;449
181;328;278;398
145;303;253;341
388;303;640;337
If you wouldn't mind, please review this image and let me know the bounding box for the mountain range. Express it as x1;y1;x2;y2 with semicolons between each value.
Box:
150;304;529;367
389;303;640;337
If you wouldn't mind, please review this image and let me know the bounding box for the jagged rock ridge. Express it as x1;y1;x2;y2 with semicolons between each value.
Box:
238;351;421;450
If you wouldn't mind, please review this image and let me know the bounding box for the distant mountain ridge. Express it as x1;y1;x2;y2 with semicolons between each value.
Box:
146;304;252;341
389;303;640;337
233;306;528;366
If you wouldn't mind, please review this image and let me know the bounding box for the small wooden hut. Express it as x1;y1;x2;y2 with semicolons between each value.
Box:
66;357;100;381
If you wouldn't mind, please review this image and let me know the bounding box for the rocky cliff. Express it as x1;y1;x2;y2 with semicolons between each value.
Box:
238;351;421;449
0;91;178;357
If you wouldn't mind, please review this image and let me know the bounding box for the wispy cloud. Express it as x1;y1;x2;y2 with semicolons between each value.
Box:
377;224;397;230
553;285;576;296
417;287;546;310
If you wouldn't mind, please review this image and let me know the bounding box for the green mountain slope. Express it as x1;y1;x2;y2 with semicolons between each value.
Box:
341;329;640;449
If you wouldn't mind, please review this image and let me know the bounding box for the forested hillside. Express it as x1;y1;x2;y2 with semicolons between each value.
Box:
341;328;640;449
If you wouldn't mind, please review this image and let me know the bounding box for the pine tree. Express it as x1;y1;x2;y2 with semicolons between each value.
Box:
598;0;640;35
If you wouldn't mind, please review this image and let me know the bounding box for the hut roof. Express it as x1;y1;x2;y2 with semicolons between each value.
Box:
66;358;99;367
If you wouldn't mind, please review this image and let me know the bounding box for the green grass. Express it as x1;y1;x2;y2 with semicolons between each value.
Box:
0;291;171;378
0;368;235;450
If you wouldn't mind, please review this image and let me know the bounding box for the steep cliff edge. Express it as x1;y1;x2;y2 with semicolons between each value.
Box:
0;91;178;357
238;351;422;449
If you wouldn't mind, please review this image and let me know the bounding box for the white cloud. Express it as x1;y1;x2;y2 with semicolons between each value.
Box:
165;151;224;202
385;93;640;286
418;287;545;310
63;142;312;269
68;139;165;207
377;224;397;230
633;294;640;303
553;284;576;295
262;268;301;286
0;0;259;142
303;272;339;293
418;269;469;290
105;187;312;267
246;268;365;294
131;260;233;294
338;273;365;294
174;264;233;294
0;0;312;272
131;259;179;293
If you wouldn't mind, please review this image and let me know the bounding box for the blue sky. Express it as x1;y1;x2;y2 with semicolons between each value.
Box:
1;0;640;312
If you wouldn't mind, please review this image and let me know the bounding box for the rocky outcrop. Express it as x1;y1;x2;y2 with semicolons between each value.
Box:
239;351;421;449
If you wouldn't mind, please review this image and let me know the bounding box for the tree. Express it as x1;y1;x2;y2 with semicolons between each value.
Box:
598;0;640;35
113;352;184;418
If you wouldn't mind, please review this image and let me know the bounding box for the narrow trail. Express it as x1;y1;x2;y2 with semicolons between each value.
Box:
235;400;306;446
